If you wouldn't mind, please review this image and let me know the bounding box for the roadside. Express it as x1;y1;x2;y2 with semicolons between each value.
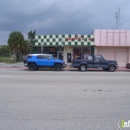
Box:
0;62;24;68
0;62;129;71
65;65;128;71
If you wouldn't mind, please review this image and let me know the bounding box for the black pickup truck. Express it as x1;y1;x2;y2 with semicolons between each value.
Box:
70;54;118;72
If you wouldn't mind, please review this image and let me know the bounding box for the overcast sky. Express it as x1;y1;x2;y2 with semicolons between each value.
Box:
0;0;130;45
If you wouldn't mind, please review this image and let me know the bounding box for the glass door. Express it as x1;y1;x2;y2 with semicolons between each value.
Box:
67;53;72;63
57;51;63;60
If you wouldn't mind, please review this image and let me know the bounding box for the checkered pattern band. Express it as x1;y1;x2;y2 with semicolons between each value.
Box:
35;34;94;46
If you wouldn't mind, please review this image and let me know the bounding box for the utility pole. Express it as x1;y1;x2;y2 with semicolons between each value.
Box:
115;7;121;30
118;6;120;29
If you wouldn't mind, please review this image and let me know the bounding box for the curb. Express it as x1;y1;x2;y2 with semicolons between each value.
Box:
64;66;128;71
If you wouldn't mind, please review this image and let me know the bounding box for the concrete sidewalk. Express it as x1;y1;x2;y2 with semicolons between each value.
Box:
0;62;24;68
116;67;129;71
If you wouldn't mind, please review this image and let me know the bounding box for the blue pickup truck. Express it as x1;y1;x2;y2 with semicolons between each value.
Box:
70;54;118;72
24;54;66;71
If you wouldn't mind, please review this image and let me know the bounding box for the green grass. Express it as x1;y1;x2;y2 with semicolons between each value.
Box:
0;57;22;64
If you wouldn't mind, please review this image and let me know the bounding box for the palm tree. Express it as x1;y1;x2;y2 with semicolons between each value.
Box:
8;31;24;61
28;30;36;45
21;40;33;57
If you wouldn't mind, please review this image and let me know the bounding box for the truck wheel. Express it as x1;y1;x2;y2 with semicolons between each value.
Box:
79;64;87;71
29;63;37;71
55;64;62;71
108;65;116;72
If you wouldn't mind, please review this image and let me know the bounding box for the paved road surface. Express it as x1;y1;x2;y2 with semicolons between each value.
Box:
0;69;130;130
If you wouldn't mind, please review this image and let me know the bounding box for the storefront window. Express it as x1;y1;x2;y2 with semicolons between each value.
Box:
73;47;91;59
43;47;57;57
33;46;64;59
73;48;81;59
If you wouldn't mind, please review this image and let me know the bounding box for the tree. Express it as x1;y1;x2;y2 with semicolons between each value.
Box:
8;31;24;61
28;30;36;45
21;40;33;56
0;45;10;57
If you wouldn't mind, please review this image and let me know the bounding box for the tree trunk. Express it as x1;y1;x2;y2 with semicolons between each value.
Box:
16;53;19;61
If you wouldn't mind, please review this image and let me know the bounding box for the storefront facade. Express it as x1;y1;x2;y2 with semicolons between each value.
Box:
94;29;130;67
34;30;130;66
34;34;95;64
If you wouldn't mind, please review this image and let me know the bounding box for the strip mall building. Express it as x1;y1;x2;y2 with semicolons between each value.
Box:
34;29;130;67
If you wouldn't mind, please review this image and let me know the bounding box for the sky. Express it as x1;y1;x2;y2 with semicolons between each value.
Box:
0;0;130;45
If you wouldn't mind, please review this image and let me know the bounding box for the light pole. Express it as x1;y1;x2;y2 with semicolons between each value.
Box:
41;42;44;54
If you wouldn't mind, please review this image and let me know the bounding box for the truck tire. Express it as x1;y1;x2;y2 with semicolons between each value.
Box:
29;63;37;71
108;65;116;72
79;64;87;71
55;64;62;71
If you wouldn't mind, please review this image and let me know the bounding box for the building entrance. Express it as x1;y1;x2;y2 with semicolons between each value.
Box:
57;51;63;60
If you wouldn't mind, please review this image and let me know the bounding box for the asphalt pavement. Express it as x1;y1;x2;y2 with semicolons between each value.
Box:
0;70;130;130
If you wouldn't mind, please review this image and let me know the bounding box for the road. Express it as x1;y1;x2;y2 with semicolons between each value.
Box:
0;68;130;130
